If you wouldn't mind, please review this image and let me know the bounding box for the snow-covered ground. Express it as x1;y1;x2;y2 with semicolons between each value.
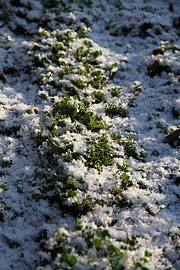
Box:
0;0;180;269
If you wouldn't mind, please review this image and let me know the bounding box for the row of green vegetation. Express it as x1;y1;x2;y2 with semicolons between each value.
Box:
26;27;152;269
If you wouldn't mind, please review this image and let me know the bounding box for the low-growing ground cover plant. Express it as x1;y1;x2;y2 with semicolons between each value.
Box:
0;0;180;269
85;134;115;172
25;24;155;269
105;102;128;118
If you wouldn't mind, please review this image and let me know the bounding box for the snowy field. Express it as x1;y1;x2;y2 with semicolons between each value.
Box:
0;0;180;269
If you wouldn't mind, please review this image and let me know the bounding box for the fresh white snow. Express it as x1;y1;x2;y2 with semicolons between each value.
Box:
0;0;180;269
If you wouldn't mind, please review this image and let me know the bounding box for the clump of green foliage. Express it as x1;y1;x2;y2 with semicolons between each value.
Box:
85;135;115;173
108;87;122;97
105;102;128;118
51;95;107;132
93;90;107;103
111;133;137;158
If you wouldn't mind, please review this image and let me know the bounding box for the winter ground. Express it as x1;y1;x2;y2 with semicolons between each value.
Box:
0;0;180;269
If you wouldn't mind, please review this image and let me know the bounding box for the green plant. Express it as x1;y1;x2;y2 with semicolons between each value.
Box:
76;46;86;61
106;63;118;79
121;172;133;190
111;133;137;158
75;46;102;66
123;134;137;158
108;87;122;97
49;96;108;133
85;135;115;172
105;102;128;118
39;29;48;37
58;65;73;78
93;91;107;103
138;181;147;189
89;70;106;89
56;30;74;46
33;55;50;68
83;40;93;47
115;194;133;208
77;27;87;38
73;78;86;89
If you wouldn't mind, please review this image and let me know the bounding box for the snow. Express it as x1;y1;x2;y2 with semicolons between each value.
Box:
0;0;180;269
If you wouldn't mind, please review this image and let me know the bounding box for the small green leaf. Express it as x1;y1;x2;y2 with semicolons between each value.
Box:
66;189;77;198
96;229;110;238
108;244;123;256
77;28;86;38
121;172;130;181
145;250;152;257
69;255;77;266
40;123;43;135
76;219;83;229
140;257;149;263
93;239;102;249
34;109;39;114
40;30;48;37
102;229;110;238
53;129;59;136
40;93;47;100
26;109;32;114
67;178;78;189
32;45;41;52
60;252;69;263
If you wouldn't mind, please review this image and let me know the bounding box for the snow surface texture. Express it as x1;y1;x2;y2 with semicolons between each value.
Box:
0;0;180;269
